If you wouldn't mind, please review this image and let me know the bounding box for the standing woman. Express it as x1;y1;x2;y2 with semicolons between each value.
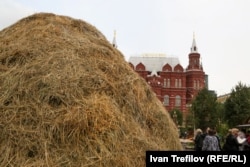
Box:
202;128;220;151
222;128;240;151
194;128;203;151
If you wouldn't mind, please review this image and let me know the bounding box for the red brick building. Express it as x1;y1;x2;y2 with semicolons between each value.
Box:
128;37;208;115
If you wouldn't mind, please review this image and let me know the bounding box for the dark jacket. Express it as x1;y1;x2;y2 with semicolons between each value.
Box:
222;134;240;151
194;133;203;151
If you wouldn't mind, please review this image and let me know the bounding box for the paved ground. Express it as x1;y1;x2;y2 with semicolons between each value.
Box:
180;138;194;151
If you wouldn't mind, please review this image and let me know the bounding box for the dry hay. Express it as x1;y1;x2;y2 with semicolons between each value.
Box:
0;13;183;167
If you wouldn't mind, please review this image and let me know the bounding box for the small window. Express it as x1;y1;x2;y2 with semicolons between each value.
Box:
163;79;167;88
178;79;181;88
167;79;170;88
175;95;181;107
163;95;169;106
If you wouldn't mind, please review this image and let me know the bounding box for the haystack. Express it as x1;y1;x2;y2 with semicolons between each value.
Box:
0;13;183;167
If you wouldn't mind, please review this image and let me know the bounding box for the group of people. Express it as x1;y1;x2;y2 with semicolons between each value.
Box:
194;127;250;151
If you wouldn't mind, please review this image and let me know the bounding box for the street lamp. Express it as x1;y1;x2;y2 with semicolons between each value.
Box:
173;111;178;126
186;103;194;137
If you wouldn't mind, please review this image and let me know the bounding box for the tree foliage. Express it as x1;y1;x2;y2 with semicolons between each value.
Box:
191;88;219;130
224;82;250;127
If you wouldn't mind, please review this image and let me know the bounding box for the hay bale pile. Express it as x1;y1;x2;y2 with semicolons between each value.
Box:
0;13;182;167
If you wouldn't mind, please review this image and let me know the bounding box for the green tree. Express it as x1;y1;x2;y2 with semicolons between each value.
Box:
224;82;250;127
216;102;224;124
185;112;194;129
191;88;219;130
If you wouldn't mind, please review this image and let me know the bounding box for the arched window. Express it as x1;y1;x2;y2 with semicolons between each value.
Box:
175;95;181;107
163;95;169;106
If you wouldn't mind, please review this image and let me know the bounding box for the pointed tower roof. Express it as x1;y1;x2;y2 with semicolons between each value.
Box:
190;32;198;53
112;30;117;48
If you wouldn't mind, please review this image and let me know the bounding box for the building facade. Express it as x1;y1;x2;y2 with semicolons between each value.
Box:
128;37;208;115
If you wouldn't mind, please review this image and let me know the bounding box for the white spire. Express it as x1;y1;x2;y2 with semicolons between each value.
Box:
191;32;198;53
112;30;117;48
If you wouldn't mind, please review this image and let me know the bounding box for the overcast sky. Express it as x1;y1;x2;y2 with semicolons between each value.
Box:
1;0;250;96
